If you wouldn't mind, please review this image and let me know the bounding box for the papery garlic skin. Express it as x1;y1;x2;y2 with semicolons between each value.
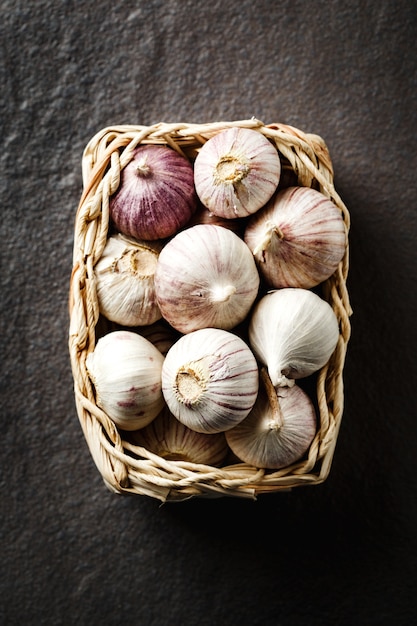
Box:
248;288;339;387
95;234;162;326
154;224;260;333
130;406;228;466
162;328;259;434
244;186;347;289
86;330;165;430
110;144;197;240
194;127;281;219
226;378;316;470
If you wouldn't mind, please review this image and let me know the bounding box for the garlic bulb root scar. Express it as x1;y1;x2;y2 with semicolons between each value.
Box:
174;362;208;405
214;155;250;185
112;247;157;278
260;367;284;429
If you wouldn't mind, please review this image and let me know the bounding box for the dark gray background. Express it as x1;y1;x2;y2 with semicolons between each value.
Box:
1;1;416;624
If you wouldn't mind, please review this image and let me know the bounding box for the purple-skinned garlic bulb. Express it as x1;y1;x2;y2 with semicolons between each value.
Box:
110;144;197;240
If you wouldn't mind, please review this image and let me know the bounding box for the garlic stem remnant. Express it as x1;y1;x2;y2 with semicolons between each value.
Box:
135;155;150;176
244;186;347;289
154;224;260;333
94;234;163;326
226;378;317;469
248;288;340;387
210;284;237;304
86;330;165;430
260;367;284;429
162;328;259;434
130;406;229;466
110;144;197;240
194;127;281;219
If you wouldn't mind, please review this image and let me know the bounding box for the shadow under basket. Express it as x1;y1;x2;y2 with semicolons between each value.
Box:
68;118;352;502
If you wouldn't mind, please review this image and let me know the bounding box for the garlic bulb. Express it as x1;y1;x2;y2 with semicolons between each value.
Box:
244;186;347;289
154;224;260;333
248;288;339;387
162;328;259;434
185;202;245;236
94;233;162;326
136;320;181;356
86;330;165;430
130;406;229;466
226;368;317;469
194;127;281;219
110;144;197;240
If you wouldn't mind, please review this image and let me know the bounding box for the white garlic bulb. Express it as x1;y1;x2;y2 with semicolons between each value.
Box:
248;288;339;387
244;186;347;289
162;328;259;434
86;330;165;430
194;127;281;218
130;406;229;466
94;233;162;326
226;369;317;469
154;224;260;334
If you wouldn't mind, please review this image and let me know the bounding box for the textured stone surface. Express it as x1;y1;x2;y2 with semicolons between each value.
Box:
1;1;417;624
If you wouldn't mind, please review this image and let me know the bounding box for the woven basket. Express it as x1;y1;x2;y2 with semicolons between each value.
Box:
68;118;352;502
